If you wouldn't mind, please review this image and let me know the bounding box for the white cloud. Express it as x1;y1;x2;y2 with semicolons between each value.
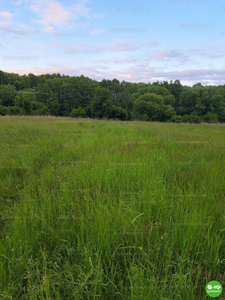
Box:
42;2;70;24
27;0;101;34
19;24;39;34
33;20;55;33
71;3;90;18
0;21;10;28
28;4;41;14
0;11;12;18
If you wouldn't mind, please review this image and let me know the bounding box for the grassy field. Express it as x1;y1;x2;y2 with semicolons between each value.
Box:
0;116;225;300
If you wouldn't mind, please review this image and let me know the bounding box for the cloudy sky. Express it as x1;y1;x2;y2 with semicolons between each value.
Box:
0;0;225;86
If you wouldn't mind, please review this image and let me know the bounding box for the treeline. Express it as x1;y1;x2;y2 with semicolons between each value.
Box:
0;70;225;123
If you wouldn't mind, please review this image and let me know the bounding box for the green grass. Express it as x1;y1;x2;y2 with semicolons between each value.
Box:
0;116;225;300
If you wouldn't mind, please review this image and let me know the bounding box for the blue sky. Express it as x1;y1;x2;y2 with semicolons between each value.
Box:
0;0;225;86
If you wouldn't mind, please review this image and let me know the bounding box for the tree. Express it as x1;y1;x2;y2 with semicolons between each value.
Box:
163;94;175;106
179;89;199;115
212;94;225;121
31;101;50;115
27;73;38;88
0;85;16;106
168;79;183;108
111;106;128;120
13;91;35;115
164;105;176;121
133;93;166;121
91;87;112;118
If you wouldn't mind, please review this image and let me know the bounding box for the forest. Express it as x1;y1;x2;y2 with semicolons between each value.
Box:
0;70;225;123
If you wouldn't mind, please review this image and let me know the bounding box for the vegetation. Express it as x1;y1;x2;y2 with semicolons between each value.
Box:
1;70;225;123
0;117;225;299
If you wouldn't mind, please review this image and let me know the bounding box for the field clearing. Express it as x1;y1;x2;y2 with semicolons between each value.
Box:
0;116;225;299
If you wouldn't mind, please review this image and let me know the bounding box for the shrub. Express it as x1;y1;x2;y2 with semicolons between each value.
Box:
112;106;128;120
0;105;10;115
70;107;87;118
171;115;182;123
182;112;201;123
202;112;218;123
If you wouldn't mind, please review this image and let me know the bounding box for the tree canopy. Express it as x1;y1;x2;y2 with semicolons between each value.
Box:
0;70;225;123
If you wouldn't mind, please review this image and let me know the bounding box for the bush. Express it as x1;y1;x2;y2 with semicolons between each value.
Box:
139;114;149;121
70;107;87;118
171;115;182;123
0;105;10;115
112;106;128;120
182;112;201;123
202;112;218;123
164;106;176;121
8;106;22;115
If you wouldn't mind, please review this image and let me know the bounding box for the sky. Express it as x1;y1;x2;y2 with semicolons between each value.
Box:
0;0;225;86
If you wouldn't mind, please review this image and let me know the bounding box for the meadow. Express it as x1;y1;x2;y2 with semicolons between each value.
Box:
0;116;225;300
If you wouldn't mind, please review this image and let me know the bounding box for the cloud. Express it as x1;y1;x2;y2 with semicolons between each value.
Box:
9;64;225;86
71;3;90;18
0;21;10;28
29;0;94;28
33;20;55;33
62;44;103;54
12;66;74;76
28;0;100;34
107;40;138;52
41;2;70;24
0;11;13;18
28;3;41;14
146;41;159;47
153;49;184;60
70;2;102;18
0;23;39;39
29;0;72;33
10;0;30;5
202;49;225;59
132;67;225;86
89;29;104;36
50;43;63;48
36;45;45;50
61;39;139;54
159;68;225;80
19;24;39;34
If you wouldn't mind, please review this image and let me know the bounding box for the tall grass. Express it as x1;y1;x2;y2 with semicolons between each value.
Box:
0;117;225;299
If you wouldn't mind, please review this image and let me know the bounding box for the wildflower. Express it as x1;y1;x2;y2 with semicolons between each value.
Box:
139;246;143;250
54;262;60;268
